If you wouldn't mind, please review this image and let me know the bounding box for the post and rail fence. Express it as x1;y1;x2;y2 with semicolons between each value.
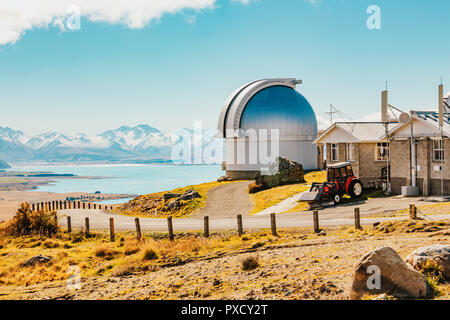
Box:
19;202;424;242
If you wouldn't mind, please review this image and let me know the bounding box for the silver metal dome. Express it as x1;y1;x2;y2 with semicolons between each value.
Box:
218;78;317;139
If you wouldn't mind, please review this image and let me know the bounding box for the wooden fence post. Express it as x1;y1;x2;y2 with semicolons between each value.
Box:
83;202;85;209
88;203;91;210
41;202;44;210
109;218;115;242
313;210;319;233
93;203;96;210
55;201;58;210
36;203;40;211
68;201;71;209
44;202;48;211
67;216;72;233
354;208;361;230
204;216;209;238
64;201;67;209
77;201;80;209
99;204;102;210
135;218;141;240
270;213;277;236
59;201;62;209
167;216;174;240
237;214;243;236
410;204;416;219
85;217;90;237
32;203;35;212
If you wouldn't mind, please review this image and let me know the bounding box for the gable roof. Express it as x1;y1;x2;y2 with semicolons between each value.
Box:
314;122;396;144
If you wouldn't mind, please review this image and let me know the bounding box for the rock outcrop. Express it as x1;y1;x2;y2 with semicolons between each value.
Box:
166;189;201;210
405;244;450;280
22;254;52;267
163;193;181;202
248;157;305;193
350;247;429;299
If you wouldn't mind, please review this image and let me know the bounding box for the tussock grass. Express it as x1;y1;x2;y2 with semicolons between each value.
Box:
95;245;119;259
241;255;259;271
142;247;158;260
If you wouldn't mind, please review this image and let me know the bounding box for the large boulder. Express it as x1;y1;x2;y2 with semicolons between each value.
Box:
350;247;429;299
249;157;305;193
405;244;450;280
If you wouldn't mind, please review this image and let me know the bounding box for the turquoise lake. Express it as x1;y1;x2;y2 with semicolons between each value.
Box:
8;164;223;202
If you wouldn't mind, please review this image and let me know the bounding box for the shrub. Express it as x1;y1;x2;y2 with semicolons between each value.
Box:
248;182;268;194
241;255;259;271
5;203;59;237
419;260;445;284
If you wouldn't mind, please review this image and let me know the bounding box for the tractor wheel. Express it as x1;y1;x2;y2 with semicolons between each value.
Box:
333;194;341;205
349;180;363;198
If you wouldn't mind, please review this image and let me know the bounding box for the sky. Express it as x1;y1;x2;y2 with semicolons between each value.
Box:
1;0;450;135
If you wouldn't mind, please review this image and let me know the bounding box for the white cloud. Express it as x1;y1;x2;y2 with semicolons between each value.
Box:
0;0;225;45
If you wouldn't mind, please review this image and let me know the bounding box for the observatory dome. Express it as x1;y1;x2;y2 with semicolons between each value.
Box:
218;78;319;179
239;85;317;138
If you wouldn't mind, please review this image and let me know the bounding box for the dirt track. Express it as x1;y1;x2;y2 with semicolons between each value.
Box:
194;181;253;218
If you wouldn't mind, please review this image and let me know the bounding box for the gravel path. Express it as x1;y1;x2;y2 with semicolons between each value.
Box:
193;181;253;218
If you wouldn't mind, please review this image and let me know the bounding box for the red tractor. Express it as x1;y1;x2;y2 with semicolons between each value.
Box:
299;162;363;210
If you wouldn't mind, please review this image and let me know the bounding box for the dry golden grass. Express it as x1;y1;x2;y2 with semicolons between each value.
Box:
0;228;281;286
250;170;327;214
0;218;447;295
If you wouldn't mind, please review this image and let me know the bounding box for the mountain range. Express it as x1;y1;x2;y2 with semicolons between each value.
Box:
0;125;220;164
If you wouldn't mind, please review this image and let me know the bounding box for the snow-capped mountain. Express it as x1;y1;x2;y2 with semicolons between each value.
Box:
0;124;221;163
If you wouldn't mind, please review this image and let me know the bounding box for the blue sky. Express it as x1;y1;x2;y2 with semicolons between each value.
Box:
1;0;450;135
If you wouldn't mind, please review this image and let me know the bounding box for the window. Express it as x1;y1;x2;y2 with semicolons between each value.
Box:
346;143;355;161
376;142;389;161
331;143;339;161
433;139;444;162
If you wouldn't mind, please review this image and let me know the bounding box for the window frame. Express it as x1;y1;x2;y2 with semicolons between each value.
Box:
330;143;339;162
376;142;389;161
346;143;355;162
432;139;444;162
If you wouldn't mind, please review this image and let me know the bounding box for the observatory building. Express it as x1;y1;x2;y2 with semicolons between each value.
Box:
218;78;319;179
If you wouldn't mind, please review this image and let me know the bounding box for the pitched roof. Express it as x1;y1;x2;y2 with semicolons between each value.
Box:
385;111;450;138
314;122;396;144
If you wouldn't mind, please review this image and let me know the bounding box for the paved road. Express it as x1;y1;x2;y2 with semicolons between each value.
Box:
57;196;450;232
